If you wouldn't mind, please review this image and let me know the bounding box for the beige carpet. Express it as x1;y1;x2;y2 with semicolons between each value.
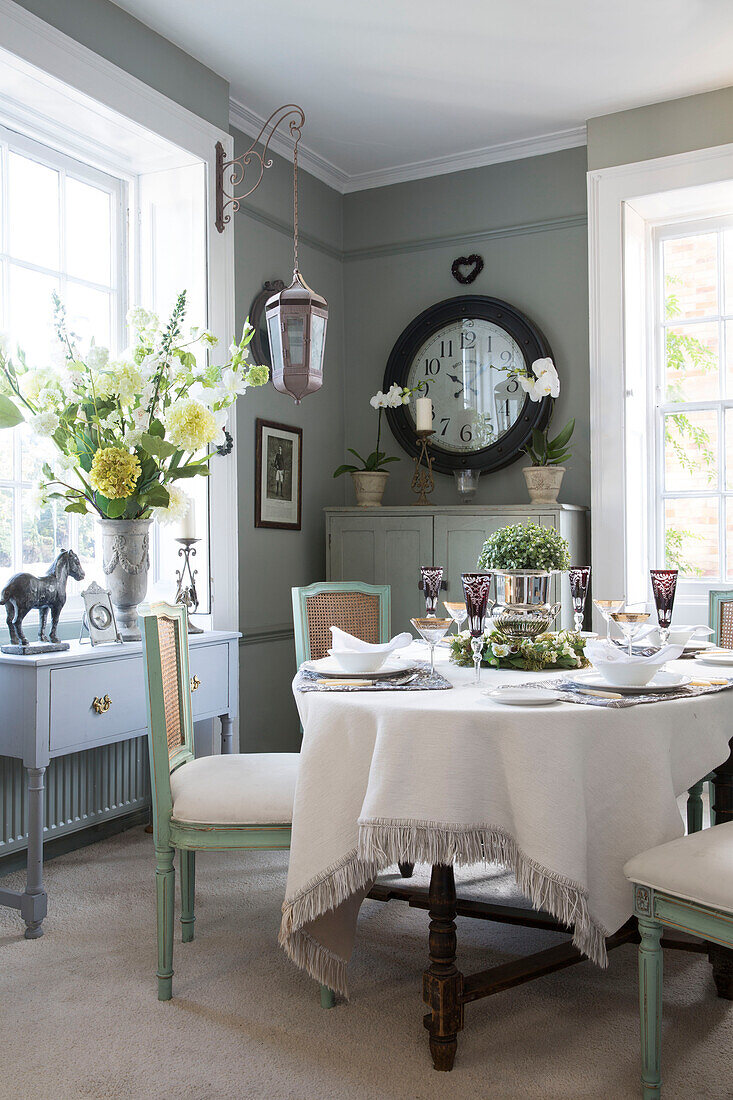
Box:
0;827;731;1100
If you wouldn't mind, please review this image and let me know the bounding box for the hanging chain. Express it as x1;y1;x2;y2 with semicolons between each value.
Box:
293;135;299;272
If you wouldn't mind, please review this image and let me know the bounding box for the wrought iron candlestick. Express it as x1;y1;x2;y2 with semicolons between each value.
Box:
411;429;436;506
175;538;203;634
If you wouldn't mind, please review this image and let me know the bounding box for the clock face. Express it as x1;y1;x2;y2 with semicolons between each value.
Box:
89;603;112;630
405;318;525;454
384;296;553;475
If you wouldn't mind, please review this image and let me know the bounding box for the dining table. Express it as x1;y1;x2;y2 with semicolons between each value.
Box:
280;640;733;1070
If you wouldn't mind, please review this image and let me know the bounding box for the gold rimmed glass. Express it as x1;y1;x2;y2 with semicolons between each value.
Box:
610;610;651;657
593;599;625;643
411;617;452;673
443;601;467;633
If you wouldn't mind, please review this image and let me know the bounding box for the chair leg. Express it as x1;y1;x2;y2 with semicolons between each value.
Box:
320;984;336;1009
638;916;663;1099
686;781;704;834
708;943;733;1000
180;850;195;943
155;846;175;1001
398;861;414;878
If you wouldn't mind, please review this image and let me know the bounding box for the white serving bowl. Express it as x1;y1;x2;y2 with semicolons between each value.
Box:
328;649;388;674
591;656;667;688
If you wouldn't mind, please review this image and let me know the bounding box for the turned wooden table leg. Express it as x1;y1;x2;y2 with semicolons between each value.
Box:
422;863;464;1071
712;739;733;825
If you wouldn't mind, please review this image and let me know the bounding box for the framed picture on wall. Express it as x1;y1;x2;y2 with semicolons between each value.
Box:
255;418;303;530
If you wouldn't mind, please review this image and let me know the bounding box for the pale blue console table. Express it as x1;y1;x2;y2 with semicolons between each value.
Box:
0;630;239;938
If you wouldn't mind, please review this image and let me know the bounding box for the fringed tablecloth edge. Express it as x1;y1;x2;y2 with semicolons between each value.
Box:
359;818;611;968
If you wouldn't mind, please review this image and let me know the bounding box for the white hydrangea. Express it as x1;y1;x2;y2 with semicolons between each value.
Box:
32;410;59;436
87;344;109;371
27;481;47;511
151;484;190;526
56;451;78;472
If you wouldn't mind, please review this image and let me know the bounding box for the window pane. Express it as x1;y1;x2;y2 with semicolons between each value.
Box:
65;282;111;348
21;494;70;571
665;322;719;403
18;423;54;485
663;234;718;321
724;229;733;316
0;488;12;568
8;152;60;270
664;409;718;491
0;428;14;480
665;498;719;578
66;178;112;286
8;264;59;368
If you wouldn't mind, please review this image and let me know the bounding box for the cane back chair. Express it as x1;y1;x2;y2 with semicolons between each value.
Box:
140;602;333;1006
292;581;391;666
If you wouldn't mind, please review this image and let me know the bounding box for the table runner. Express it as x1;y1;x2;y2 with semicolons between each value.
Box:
280;647;732;997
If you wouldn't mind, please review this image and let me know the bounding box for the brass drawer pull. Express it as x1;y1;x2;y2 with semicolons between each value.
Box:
92;695;112;714
190;675;201;692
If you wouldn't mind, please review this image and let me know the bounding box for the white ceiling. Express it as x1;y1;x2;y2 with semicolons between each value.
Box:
110;0;733;192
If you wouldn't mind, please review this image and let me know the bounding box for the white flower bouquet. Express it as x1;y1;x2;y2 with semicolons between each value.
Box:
449;627;588;671
0;290;268;523
333;381;423;477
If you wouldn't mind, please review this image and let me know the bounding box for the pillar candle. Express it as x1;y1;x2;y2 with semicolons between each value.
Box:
180;497;196;540
416;396;433;432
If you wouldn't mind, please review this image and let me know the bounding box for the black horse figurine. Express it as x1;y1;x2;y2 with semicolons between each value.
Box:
1;549;85;647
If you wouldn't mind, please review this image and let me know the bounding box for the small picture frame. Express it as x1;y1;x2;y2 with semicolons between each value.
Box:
80;581;123;646
255;418;302;530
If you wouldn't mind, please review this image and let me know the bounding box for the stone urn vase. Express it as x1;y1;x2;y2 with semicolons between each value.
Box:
523;465;565;504
98;517;152;641
351;471;389;507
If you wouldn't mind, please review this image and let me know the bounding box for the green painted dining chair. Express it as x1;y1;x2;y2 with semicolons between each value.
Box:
291;581;414;880
686;590;733;832
140;601;334;1007
625;822;733;1098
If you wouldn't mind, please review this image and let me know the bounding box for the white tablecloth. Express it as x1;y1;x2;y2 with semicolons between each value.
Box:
280;644;732;997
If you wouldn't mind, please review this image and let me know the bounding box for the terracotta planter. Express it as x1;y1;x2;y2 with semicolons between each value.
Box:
522;465;565;505
351;470;389;507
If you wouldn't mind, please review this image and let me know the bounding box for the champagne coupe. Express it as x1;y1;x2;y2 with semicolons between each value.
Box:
411;618;452;674
461;572;493;686
593;599;625;643
650;569;678;646
443;601;467;634
568;566;591;633
420;566;444;617
610;610;651;657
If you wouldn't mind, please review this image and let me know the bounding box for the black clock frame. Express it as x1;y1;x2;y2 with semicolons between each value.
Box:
383;295;554;475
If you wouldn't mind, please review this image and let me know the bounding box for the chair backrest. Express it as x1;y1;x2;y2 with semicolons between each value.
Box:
709;589;733;647
140;602;195;844
292;582;391;666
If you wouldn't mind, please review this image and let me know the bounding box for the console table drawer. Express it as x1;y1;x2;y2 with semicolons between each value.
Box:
49;657;147;752
188;643;228;717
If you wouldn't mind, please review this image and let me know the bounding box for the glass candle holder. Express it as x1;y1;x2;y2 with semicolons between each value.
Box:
568;566;591;633
420;565;444;616
650;569;678;646
461;572;493;685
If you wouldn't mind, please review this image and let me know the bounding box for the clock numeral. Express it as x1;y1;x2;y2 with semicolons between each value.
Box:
420;380;430;397
500;350;512;363
439;417;450;437
424;357;440;376
460;331;476;350
460;424;473;443
506;376;519;394
439;339;453;358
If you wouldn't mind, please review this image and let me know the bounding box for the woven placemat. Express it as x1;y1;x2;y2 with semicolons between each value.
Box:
296;660;453;692
514;675;733;708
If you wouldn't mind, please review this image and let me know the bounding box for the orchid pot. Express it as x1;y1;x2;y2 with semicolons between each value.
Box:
523;464;566;504
351;470;389;508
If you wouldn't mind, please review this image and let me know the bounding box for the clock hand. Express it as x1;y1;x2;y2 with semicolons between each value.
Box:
447;372;478;399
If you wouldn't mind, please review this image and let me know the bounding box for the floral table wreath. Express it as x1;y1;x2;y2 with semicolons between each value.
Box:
449;629;589;672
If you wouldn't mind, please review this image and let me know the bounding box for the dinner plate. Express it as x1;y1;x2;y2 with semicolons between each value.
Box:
302;656;419;679
693;650;733;667
564;670;691;694
482;687;562;706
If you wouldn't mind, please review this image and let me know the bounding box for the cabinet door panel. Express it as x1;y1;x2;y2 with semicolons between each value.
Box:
382;520;433;632
328;518;378;583
433;515;499;600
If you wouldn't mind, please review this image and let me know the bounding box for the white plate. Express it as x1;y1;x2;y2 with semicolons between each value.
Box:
565;670;691;694
482;687;562;706
694;650;733;667
302;656;419;679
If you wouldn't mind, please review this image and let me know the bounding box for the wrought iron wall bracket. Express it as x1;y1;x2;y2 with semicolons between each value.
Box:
215;104;305;233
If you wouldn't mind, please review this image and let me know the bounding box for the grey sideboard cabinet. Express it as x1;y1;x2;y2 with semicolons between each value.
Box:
0;630;239;939
325;504;588;635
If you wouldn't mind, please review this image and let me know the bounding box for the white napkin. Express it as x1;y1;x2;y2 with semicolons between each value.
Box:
329;626;412;655
586;640;685;665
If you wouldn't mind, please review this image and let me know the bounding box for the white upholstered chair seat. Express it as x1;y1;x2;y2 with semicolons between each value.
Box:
624;819;733;913
170;753;299;825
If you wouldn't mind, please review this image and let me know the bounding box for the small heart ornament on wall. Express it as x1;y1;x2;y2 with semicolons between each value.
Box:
451;254;484;285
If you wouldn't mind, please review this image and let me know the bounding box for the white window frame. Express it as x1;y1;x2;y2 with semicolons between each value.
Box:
0;0;237;632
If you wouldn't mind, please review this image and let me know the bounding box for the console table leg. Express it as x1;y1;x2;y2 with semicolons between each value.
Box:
22;766;47;939
220;715;234;755
422;863;463;1071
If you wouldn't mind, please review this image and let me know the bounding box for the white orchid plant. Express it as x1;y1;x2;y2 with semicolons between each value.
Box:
514;356;574;468
0;290;268;523
333;381;424;477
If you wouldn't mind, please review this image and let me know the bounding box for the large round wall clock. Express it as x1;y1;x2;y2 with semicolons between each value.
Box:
383;295;554;474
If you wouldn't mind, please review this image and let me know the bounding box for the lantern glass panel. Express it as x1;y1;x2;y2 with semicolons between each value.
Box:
285;314;305;366
267;312;283;370
310;313;326;372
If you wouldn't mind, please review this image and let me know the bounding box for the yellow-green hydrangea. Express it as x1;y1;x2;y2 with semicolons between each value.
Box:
90;447;141;499
164;398;218;452
246;364;269;387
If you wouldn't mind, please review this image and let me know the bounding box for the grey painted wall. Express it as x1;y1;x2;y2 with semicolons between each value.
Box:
587;86;733;172
341;147;590;509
